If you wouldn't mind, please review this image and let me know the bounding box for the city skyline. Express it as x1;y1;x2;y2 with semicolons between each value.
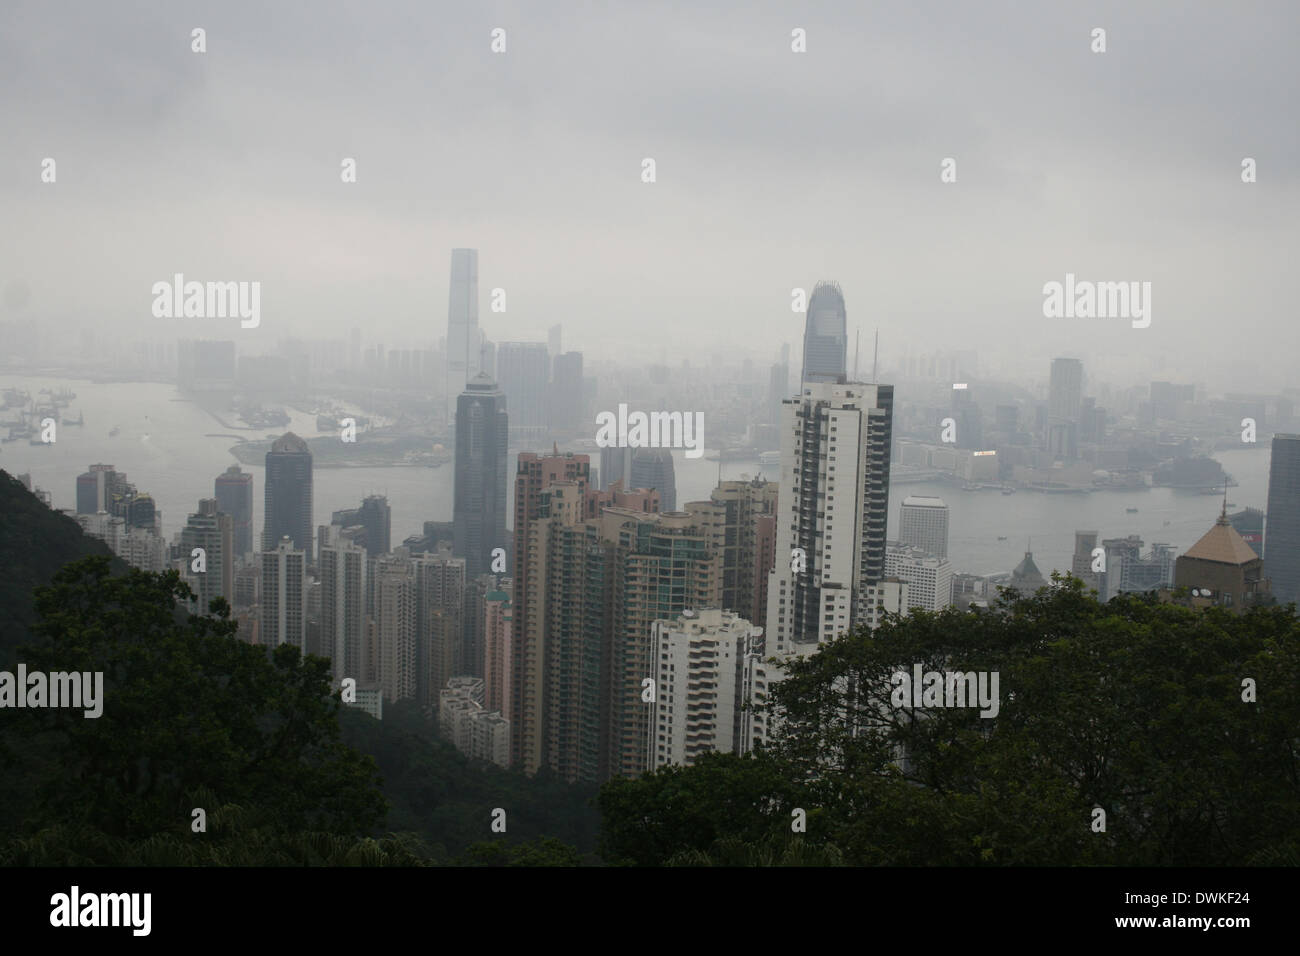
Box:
2;4;1296;391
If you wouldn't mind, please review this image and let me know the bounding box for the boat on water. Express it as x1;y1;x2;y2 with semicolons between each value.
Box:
109;426;121;437
1126;507;1139;513
997;535;1008;541
63;410;84;426
1001;486;1016;495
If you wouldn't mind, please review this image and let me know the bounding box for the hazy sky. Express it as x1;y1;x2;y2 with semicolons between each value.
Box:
3;1;1296;390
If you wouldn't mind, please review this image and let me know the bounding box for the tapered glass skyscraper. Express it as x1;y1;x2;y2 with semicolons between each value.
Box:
801;280;847;384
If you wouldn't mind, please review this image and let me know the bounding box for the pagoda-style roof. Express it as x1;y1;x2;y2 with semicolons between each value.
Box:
1183;515;1259;566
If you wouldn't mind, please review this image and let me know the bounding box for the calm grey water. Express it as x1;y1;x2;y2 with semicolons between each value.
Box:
2;376;1271;577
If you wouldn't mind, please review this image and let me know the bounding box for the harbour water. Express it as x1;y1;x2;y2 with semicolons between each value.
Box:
1;376;1273;578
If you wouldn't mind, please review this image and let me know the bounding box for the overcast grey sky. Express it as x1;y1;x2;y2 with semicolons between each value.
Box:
3;0;1296;390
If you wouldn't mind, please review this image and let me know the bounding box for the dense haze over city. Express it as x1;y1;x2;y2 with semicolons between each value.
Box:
1;1;1297;902
2;0;1297;388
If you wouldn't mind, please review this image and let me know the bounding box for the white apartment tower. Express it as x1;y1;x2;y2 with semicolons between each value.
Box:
648;608;760;770
898;496;950;559
261;536;306;650
765;380;897;659
320;538;367;683
885;544;953;613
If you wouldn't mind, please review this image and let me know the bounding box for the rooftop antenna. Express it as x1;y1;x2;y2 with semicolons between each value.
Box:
871;329;879;384
1221;478;1229;522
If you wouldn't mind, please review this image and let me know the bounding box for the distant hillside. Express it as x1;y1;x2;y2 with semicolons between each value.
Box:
0;469;128;664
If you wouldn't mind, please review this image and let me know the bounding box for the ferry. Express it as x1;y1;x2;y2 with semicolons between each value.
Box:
1126;507;1139;513
1001;486;1016;495
109;426;121;437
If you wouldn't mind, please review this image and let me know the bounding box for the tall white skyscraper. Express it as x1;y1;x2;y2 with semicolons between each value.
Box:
321;538;367;683
898;495;949;559
765;380;898;660
371;554;417;703
261;536;306;651
885;544;953;613
446;248;480;423
648;609;760;770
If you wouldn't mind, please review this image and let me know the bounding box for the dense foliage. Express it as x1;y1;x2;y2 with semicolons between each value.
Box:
599;578;1300;866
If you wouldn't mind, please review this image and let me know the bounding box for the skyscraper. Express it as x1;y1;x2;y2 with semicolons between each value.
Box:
550;351;584;433
330;494;392;557
370;555;417;703
497;342;550;429
453;373;509;578
445;248;480;423
884;544;953;613
1048;358;1084;459
263;433;313;555
261;536;306;650
599;444;628;492
1265;434;1300;605
524;497;719;782
766;380;897;658
648;609;760;770
76;464;125;515
215;464;254;564
1071;530;1100;591
898;495;949;559
604;510;719;779
630;447;677;512
483;588;513;720
685;478;779;630
320;538;367;682
767;361;789;424
413;546;466;708
180;498;234;615
801;281;847;384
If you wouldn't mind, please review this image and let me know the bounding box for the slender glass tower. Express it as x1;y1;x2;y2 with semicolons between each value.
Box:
801;281;848;384
446;249;480;423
